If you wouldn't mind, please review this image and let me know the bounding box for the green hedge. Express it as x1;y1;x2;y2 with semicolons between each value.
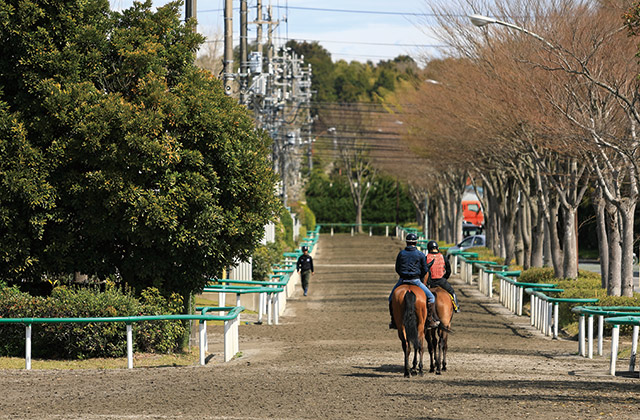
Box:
517;266;640;335
0;282;186;359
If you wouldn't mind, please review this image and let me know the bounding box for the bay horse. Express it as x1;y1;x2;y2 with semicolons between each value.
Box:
391;284;427;377
426;286;454;374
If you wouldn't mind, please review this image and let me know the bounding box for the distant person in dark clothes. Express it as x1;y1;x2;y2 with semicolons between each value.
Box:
425;240;459;312
296;245;314;296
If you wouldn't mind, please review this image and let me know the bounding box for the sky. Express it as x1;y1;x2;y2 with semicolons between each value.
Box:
109;0;447;64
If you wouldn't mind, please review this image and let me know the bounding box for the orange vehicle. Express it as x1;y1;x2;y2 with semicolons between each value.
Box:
462;200;484;227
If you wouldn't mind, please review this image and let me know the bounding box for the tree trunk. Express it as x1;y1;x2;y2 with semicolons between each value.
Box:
530;199;544;267
606;201;622;296
502;211;516;266
620;201;636;297
514;202;524;267
543;222;552;267
520;197;532;269
592;186;608;289
547;197;563;278
561;206;578;279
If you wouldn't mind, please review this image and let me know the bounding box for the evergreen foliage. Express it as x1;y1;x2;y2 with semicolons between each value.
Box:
305;170;414;224
0;0;281;299
0;281;185;358
285;41;419;106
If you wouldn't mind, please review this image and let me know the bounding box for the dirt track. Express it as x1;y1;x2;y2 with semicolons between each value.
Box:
1;234;639;420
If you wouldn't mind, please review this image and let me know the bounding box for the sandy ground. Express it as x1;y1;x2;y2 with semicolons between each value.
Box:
1;234;639;420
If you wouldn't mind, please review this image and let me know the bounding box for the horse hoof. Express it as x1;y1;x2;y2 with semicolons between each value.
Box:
429;368;435;373
436;371;441;375
442;366;447;371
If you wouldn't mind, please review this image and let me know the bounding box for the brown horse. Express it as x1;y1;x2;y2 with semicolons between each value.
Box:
426;286;454;374
391;284;427;377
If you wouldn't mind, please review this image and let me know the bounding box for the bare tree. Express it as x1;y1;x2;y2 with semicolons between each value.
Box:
338;140;377;233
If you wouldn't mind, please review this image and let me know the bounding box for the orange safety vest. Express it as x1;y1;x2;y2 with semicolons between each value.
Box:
427;253;446;280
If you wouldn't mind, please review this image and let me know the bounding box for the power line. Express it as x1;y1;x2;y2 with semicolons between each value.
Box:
275;37;445;49
271;5;460;17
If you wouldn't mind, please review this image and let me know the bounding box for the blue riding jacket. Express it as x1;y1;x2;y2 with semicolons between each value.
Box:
389;245;434;303
395;246;429;280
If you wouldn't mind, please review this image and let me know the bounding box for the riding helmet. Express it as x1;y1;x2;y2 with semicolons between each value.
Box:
427;240;439;252
406;233;418;243
301;245;309;252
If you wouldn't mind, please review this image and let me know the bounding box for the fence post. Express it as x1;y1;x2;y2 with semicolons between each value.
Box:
598;315;604;356
553;303;559;339
588;315;594;358
488;273;493;298
199;321;206;365
258;293;265;324
518;287;524;316
578;315;585;357
25;324;32;370
224;319;233;362
386;226;389;237
126;323;133;369
629;325;639;372
610;325;620;376
529;294;535;325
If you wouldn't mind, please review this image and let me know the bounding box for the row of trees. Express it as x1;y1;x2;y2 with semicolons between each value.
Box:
399;0;640;296
0;0;281;301
279;42;424;230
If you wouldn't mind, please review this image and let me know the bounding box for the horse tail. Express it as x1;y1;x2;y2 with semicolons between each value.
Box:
403;290;419;349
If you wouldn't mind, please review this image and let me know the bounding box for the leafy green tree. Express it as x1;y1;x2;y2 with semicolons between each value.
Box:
306;169;414;225
364;175;414;223
0;0;281;299
305;170;355;223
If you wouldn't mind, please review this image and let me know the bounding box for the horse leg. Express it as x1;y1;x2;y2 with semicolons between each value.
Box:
418;337;424;376
435;331;444;375
441;332;449;372
411;346;418;376
402;339;411;378
426;330;435;373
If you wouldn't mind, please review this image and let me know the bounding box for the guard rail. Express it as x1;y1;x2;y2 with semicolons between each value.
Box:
0;306;244;370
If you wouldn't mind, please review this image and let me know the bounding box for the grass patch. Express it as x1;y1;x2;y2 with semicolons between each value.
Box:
0;349;201;370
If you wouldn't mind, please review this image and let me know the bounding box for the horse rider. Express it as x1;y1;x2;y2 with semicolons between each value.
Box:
388;233;441;329
425;240;459;312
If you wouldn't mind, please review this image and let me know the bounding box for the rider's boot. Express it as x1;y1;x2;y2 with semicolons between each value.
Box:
388;301;396;329
453;293;460;312
427;301;441;328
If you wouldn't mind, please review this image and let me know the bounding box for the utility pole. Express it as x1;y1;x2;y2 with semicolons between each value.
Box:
240;0;248;101
185;0;196;21
256;0;263;54
223;0;233;96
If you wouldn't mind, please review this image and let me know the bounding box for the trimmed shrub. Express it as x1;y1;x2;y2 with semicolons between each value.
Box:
0;283;186;359
518;267;556;284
